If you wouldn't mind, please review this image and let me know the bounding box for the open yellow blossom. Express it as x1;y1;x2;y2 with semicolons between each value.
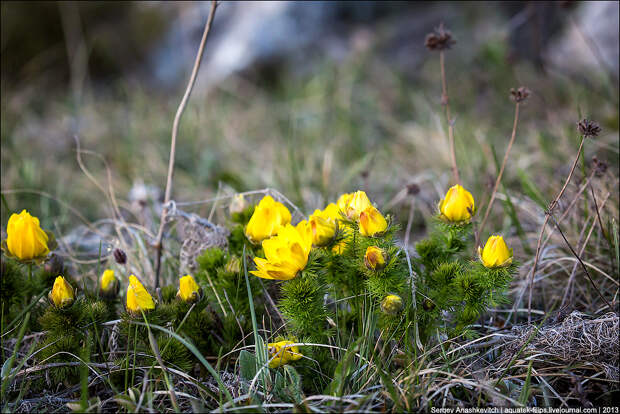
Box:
251;221;312;280
245;195;292;244
364;246;387;271
5;210;49;260
267;340;303;368
100;269;119;296
359;206;388;237
49;276;75;308
126;275;156;313
177;274;202;303
381;294;403;316
438;184;475;222
478;235;513;268
309;203;339;246
338;191;373;220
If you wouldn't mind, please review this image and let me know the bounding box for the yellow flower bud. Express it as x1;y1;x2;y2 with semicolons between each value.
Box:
438;184;475;223
229;194;247;216
309;203;339;247
381;294;403;316
245;195;292;244
359;206;388;237
338;191;372;220
364;246;388;271
6;210;50;260
100;269;119;296
267;340;303;368
126;275;155;314
251;221;313;280
177;274;202;303
478;235;513;268
49;276;75;308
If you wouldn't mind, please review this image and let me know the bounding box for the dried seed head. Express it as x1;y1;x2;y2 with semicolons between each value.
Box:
425;23;456;51
406;183;420;195
577;119;601;138
591;156;608;177
113;248;127;264
510;87;531;103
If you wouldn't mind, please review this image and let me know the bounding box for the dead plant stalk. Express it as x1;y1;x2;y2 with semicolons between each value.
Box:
527;135;586;322
154;0;218;288
478;102;520;239
440;50;460;185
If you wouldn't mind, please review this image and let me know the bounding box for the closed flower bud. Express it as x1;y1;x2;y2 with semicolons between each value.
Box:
438;184;475;223
359;206;388;237
338;191;373;220
177;274;202;303
49;276;75;308
245;195;292;244
126;275;156;314
422;298;435;311
113;248;127;264
251;221;313;280
100;269;119;297
478;235;513;268
229;194;247;216
381;294;403;316
364;246;388;271
267;340;303;368
225;256;241;273
5;210;50;261
309;203;339;247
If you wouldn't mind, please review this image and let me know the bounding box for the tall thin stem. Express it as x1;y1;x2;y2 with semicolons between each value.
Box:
527;136;586;321
154;1;218;288
440;51;460;185
478;102;521;239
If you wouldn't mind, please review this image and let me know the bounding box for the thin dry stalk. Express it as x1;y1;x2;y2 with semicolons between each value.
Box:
439;51;460;185
478;102;520;239
527;135;586;321
154;1;218;288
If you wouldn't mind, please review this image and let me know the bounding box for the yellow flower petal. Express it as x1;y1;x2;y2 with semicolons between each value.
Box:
439;185;475;222
126;275;155;313
267;340;303;368
177;274;201;302
245;196;292;244
49;276;75;308
479;235;513;268
6;210;49;260
359;206;388;237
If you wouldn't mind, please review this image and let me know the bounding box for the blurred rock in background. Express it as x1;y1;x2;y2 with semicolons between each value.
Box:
4;1;617;92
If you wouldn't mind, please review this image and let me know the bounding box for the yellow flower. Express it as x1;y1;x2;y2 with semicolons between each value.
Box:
267;340;303;368
49;276;75;308
100;269;119;296
381;294;403;316
309;203;339;246
338;191;372;220
5;210;49;260
438;184;475;223
245;195;292;244
251;221;312;280
177;274;202;303
126;275;156;313
359;206;388;237
364;246;388;271
478;235;513;268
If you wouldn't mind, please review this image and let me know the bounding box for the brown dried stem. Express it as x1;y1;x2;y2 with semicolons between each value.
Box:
440;50;460;185
154;1;218;288
527;136;586;321
478;102;520;239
